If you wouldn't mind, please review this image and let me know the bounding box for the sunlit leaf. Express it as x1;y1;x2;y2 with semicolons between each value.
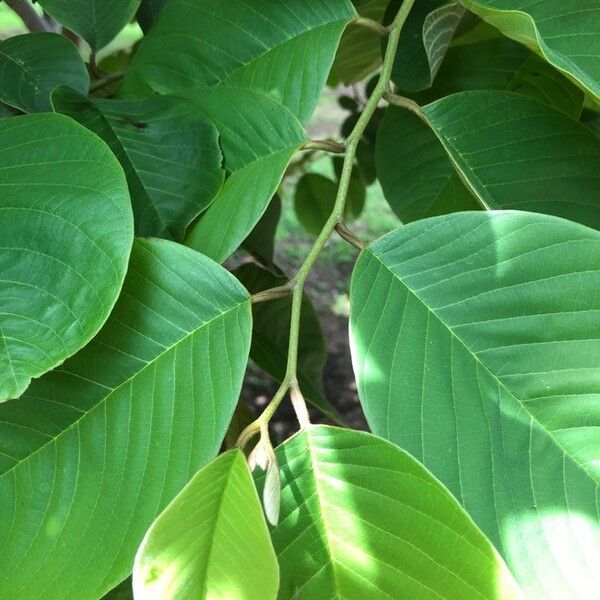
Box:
0;113;132;402
134;451;278;600
259;425;520;599
122;0;357;123
0;239;252;598
351;211;600;598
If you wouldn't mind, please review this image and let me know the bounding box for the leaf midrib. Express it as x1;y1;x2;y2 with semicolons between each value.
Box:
370;249;599;486
0;300;249;483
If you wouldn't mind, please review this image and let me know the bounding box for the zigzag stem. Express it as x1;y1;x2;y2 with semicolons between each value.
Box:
237;0;417;450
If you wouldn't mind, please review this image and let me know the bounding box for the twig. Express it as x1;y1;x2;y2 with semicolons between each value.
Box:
301;140;346;154
236;0;418;448
4;0;51;33
335;221;365;250
90;72;125;93
351;16;389;37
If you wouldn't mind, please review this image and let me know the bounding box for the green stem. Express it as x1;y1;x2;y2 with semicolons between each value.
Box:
236;0;416;449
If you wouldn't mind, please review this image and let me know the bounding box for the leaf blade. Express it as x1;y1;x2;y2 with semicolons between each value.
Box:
350;211;600;597
260;425;519;599
0;113;133;401
0;239;252;598
133;450;278;600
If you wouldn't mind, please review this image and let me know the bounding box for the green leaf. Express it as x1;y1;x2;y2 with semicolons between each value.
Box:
0;113;133;402
294;172;365;236
0;239;252;599
185;88;307;263
390;0;465;92
134;450;278;600
508;54;585;119
376;107;478;223
52;88;224;240
350;211;600;597
259;425;520;599
421;90;600;228
457;0;600;101
122;0;356;123
411;38;584;118
329;0;389;86
233;263;341;423
37;0;141;50
378;91;600;228
294;174;338;237
0;33;89;113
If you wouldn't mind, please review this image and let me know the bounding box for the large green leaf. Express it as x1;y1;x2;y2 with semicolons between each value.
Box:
379;91;600;228
457;0;600;101
185;88;307;263
134;450;278;600
329;0;389;86
0;239;252;599
0;113;132;402
390;0;465;92
233;263;340;422
259;425;519;599
121;0;356;123
37;0;141;50
52;88;224;240
0;33;89;113
350;211;600;598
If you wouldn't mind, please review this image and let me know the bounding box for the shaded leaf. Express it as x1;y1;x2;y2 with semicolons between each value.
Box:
0;113;132;402
243;195;282;265
350;211;600;598
37;0;141;51
294;172;365;237
421;91;600;228
390;0;465;92
134;451;278;600
0;239;252;598
136;0;166;33
233;263;340;423
378;92;600;228
52;88;224;240
457;0;600;100
259;425;519;599
329;0;389;86
0;33;88;113
376;107;478;222
412;38;584;118
122;0;356;123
